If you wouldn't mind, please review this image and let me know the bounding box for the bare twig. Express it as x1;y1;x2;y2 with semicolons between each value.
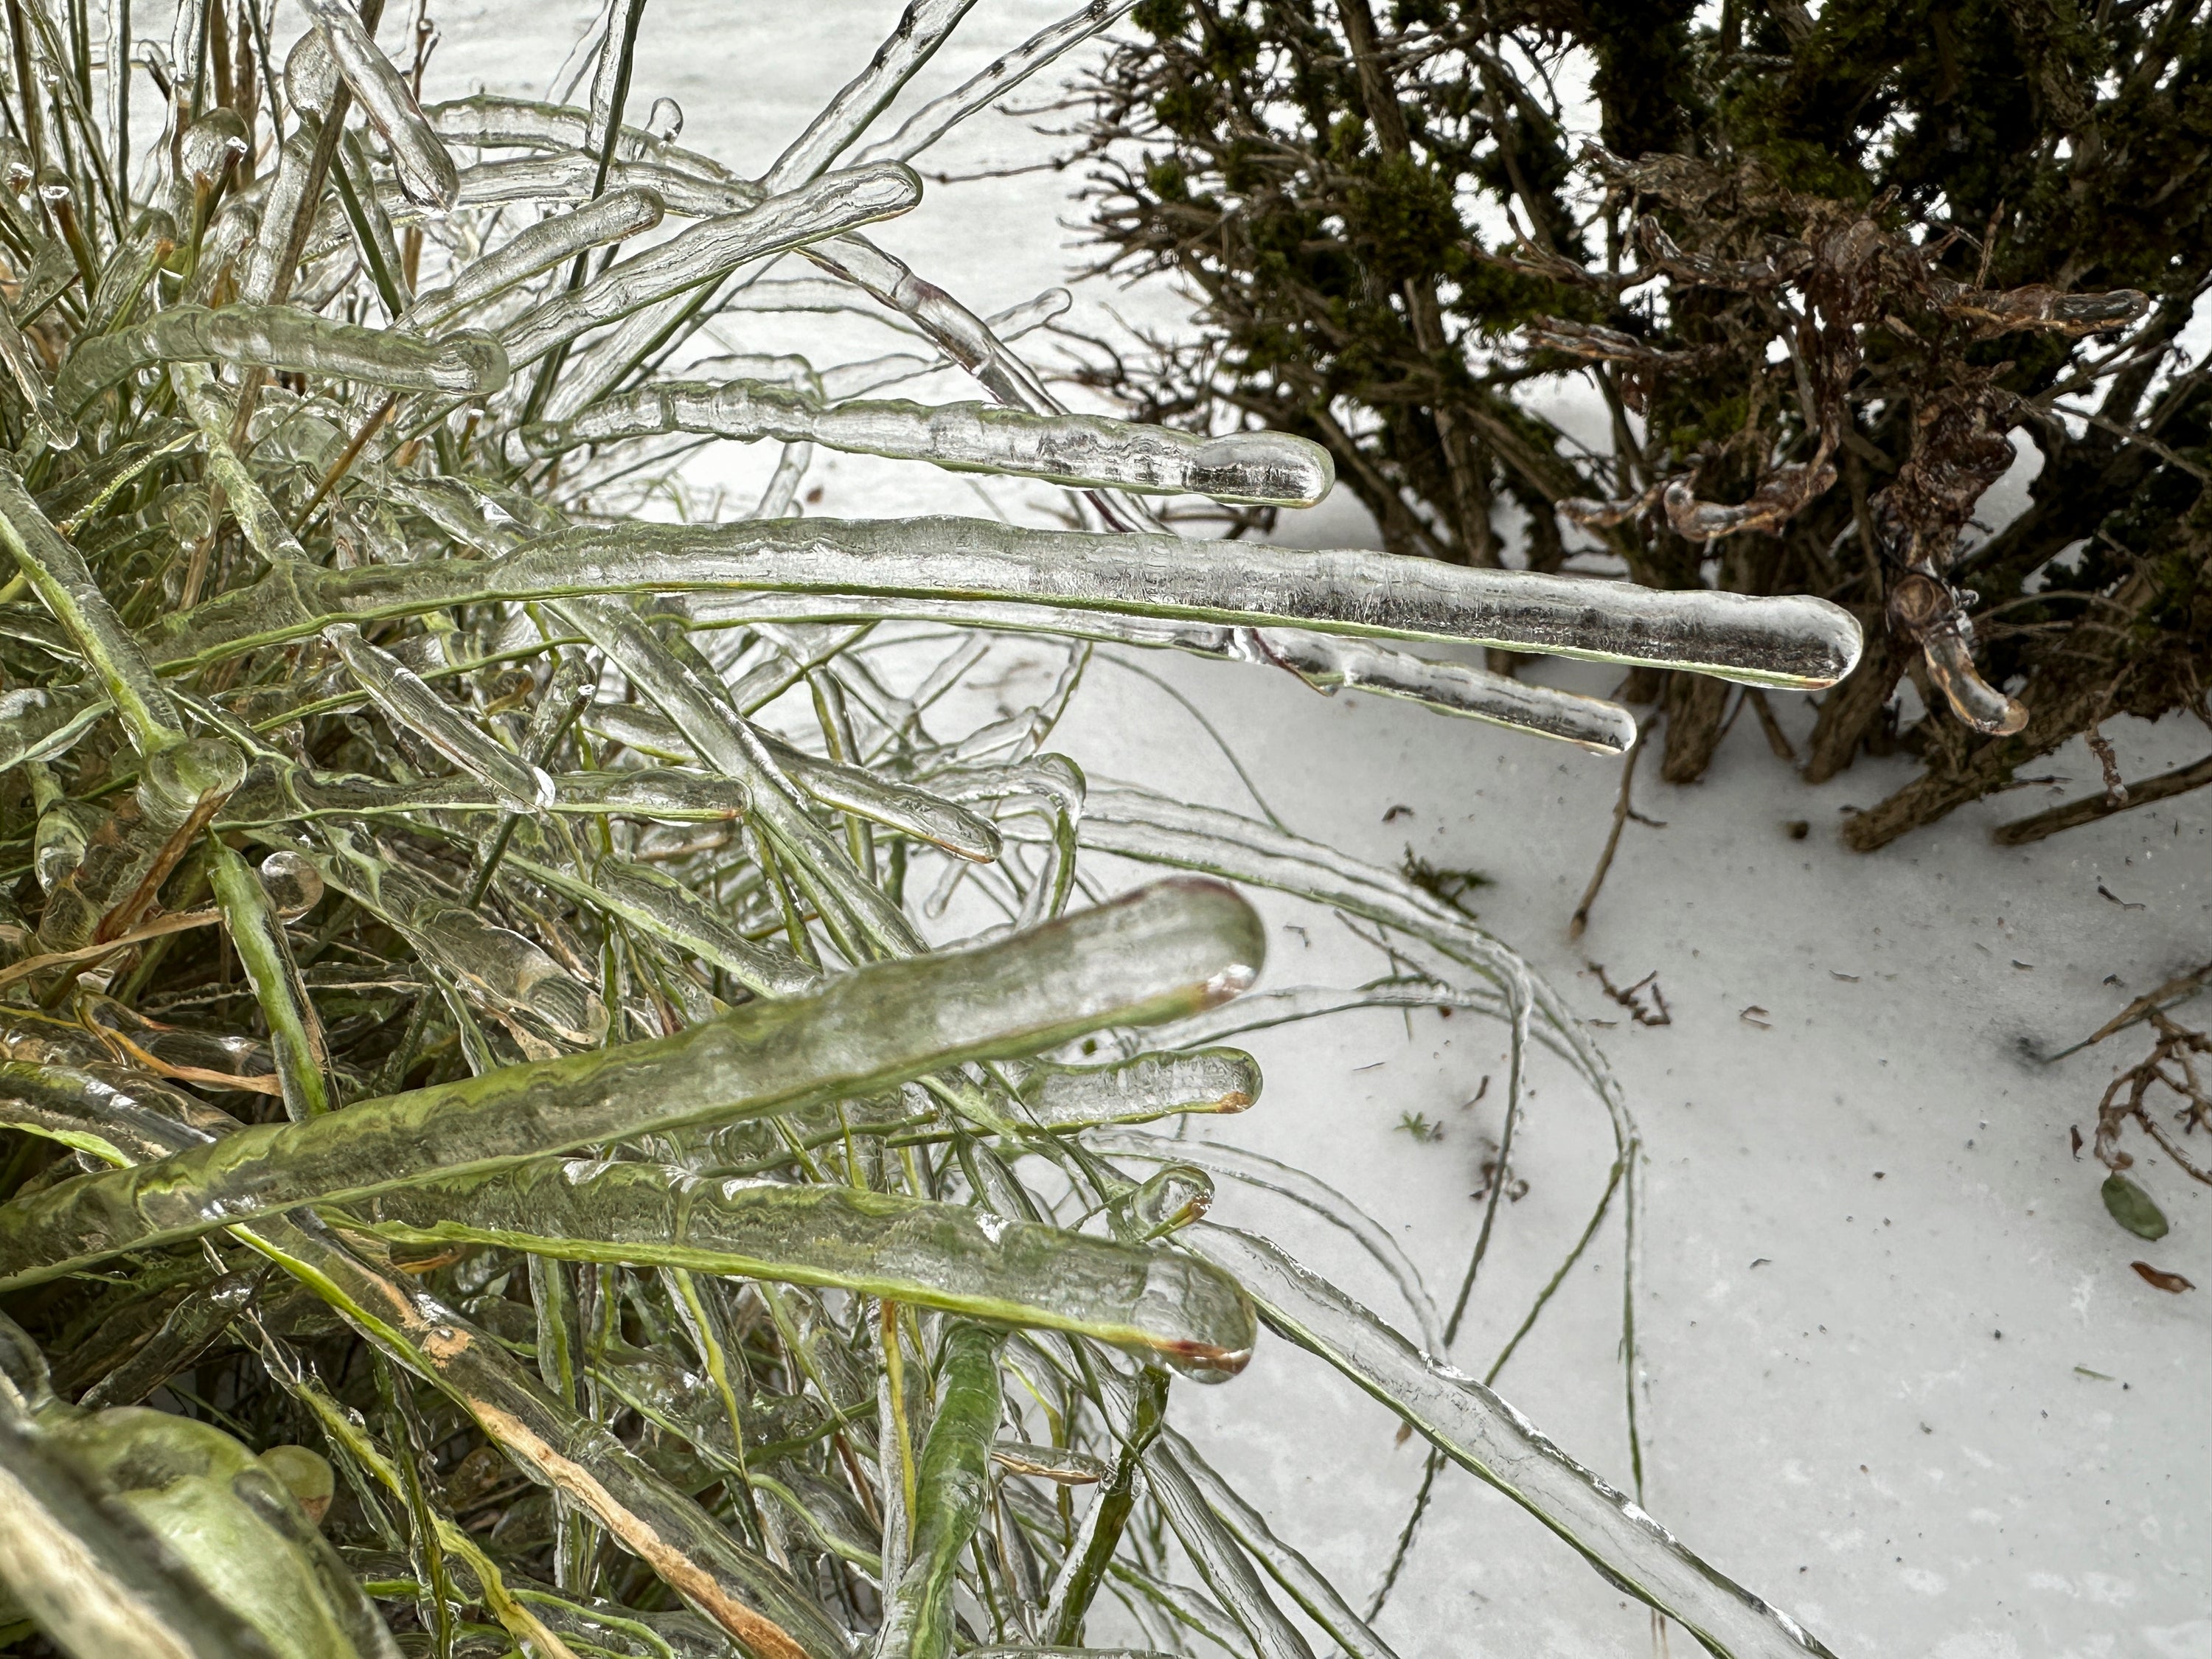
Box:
1996;751;2212;844
1569;726;1649;939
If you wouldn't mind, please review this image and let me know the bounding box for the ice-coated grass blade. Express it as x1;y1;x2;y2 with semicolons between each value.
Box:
57;305;508;413
498;165;922;370
762;0;978;193
143;515;1863;688
401;187;664;329
1190;1225;1837;1659
344;1160;1257;1374
674;597;1638;749
205;840;331;1121
1014;1048;1262;1130
0;467;185;761
0;879;1263;1287
869;1318;1001;1659
588;699;1003;859
216;759;753;828
854;0;1141;166
300;0;459;210
170;365;309;566
324;622;553;811
0;1399;285;1659
524;382;1334;506
0;1069;853;1659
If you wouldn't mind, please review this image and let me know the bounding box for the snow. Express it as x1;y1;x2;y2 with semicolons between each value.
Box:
408;3;2212;1651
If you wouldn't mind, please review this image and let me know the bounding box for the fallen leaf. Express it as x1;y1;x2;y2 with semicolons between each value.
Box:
2101;1172;2169;1241
2130;1262;2194;1294
1740;1005;1771;1028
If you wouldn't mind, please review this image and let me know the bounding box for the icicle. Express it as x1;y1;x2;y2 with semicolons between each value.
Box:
425;93;743;181
581;856;821;999
151;515;1862;692
218;759;754;828
1253;630;1637;753
1919;625;2028;735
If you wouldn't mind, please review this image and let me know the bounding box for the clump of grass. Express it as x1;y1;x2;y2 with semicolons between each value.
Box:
0;4;1864;1658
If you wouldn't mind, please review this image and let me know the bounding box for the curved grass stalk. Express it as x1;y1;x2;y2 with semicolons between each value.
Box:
675;596;1636;750
1139;1435;1315;1659
815;288;1071;403
344;1158;1256;1374
1154;1424;1400;1659
1083;1129;1442;1357
0;879;1263;1287
57;305;508;414
142;515;1863;687
524;382;1334;507
1192;1225;1835;1659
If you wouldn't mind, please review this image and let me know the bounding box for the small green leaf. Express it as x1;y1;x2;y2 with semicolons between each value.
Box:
2101;1172;2169;1241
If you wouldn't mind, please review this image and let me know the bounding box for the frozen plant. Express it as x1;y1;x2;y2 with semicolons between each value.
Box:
0;4;1862;1658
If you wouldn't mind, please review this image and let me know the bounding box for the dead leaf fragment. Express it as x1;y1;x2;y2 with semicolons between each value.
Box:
2129;1262;2194;1294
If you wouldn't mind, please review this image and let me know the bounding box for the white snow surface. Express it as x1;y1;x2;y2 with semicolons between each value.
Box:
407;3;2212;1653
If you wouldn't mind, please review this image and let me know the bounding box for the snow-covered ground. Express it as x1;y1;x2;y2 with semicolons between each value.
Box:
414;4;2212;1652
